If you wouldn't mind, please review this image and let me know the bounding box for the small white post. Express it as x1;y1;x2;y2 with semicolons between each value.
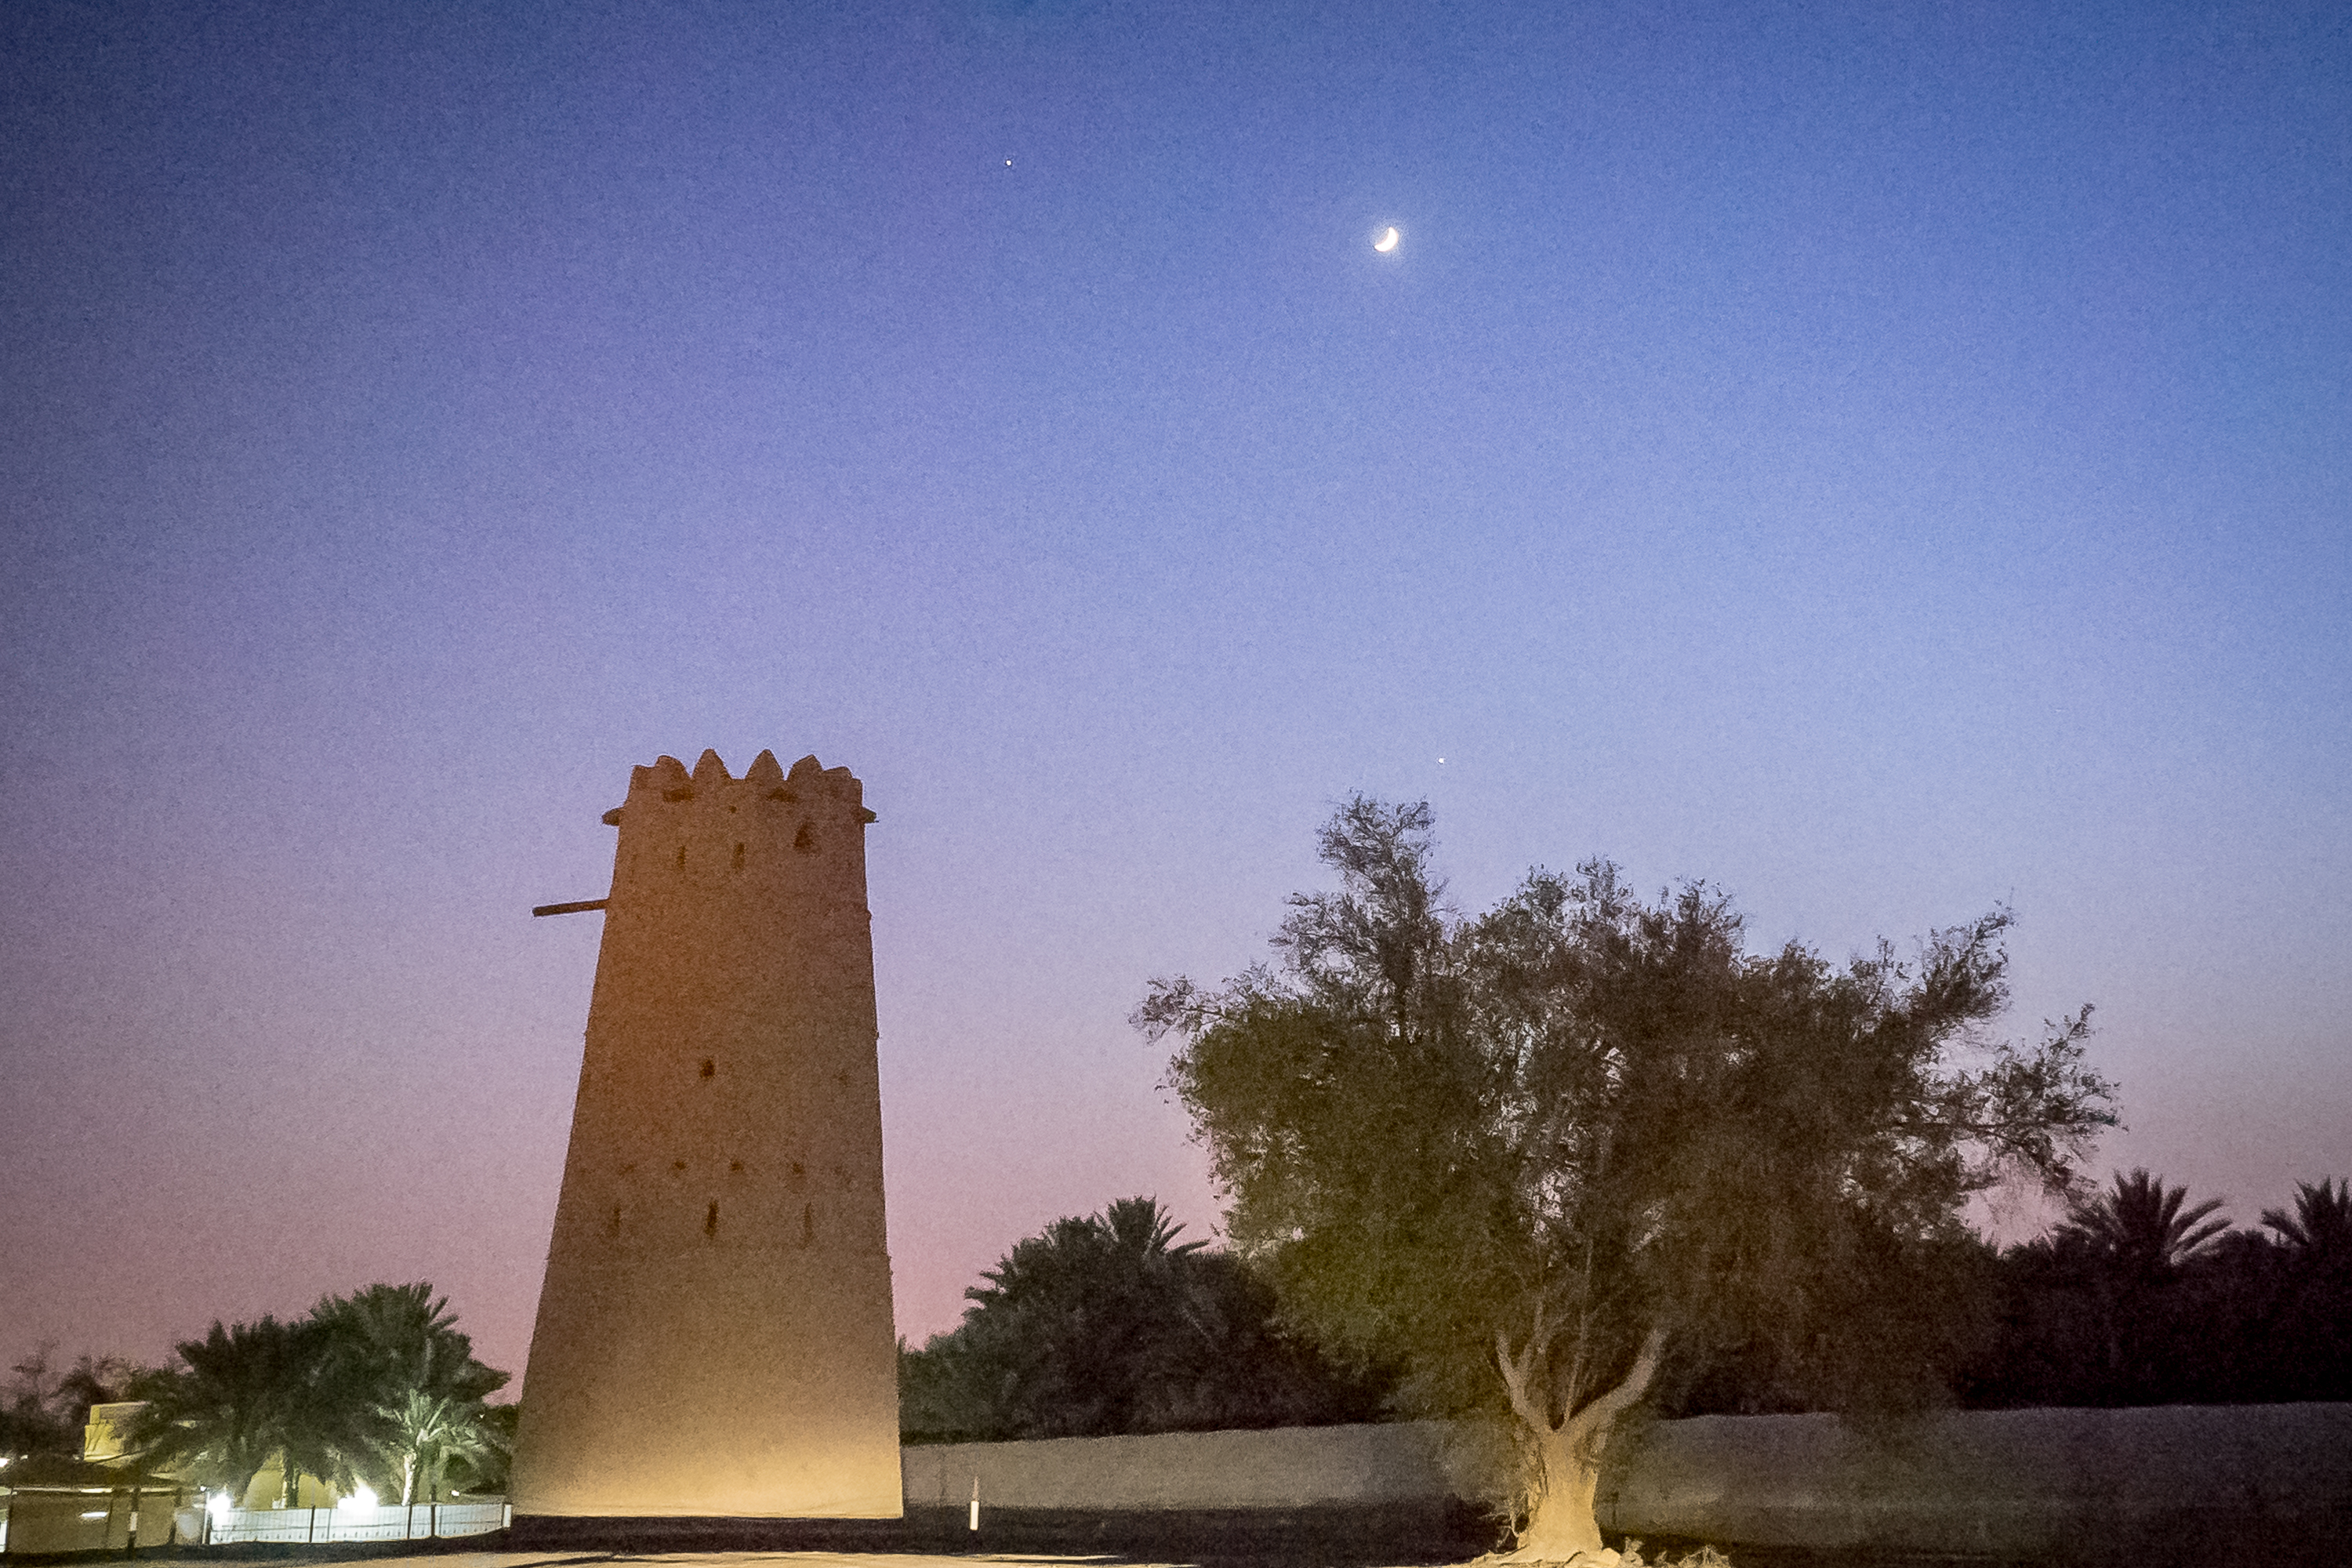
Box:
968;1475;980;1532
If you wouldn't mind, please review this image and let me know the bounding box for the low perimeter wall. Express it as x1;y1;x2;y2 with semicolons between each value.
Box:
902;1419;1465;1513
905;1404;2352;1562
1599;1403;2352;1560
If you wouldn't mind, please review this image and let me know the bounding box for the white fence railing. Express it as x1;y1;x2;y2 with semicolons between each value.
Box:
185;1501;509;1544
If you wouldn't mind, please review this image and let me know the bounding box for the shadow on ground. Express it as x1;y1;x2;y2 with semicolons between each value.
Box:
6;1507;2342;1568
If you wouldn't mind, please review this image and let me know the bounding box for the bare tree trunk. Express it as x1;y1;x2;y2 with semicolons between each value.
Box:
1513;1424;1609;1563
1494;1327;1664;1565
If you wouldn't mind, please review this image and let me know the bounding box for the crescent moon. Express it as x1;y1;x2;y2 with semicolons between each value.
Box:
1374;227;1400;252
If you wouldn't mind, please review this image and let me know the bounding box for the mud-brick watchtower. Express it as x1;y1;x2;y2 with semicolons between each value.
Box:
510;748;901;1519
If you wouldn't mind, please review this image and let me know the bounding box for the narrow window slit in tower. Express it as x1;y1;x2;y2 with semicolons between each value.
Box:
700;1058;715;1079
676;844;688;869
800;1203;815;1247
733;841;745;870
794;821;815;853
608;1206;621;1236
706;1201;720;1236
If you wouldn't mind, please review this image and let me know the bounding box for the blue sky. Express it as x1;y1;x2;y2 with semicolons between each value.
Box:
4;0;2346;1379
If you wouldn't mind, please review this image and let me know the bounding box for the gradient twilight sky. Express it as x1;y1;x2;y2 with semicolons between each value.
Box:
4;0;2347;1385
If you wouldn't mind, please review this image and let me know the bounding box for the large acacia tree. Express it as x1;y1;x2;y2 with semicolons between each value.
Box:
1138;799;2116;1564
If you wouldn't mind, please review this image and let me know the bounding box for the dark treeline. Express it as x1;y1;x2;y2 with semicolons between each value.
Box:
1667;1172;2352;1417
1964;1172;2352;1410
908;1176;2351;1443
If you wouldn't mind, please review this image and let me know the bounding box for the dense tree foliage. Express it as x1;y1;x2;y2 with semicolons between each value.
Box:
310;1283;510;1503
125;1316;374;1504
1653;1170;2352;1415
2262;1178;2352;1399
1138;798;2116;1562
121;1282;509;1505
899;1196;1389;1442
1960;1174;2352;1409
1654;1228;2005;1420
438;1399;518;1495
2;1349;138;1464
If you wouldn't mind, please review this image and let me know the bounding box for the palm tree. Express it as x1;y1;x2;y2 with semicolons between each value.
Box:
125;1318;375;1506
900;1196;1386;1442
2260;1178;2352;1399
310;1283;508;1504
1098;1195;1209;1264
2049;1169;2230;1403
958;1204;1173;1437
2059;1168;2231;1279
2261;1178;2351;1263
376;1389;503;1505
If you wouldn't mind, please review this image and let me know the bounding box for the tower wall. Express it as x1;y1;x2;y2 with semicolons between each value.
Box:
511;748;901;1519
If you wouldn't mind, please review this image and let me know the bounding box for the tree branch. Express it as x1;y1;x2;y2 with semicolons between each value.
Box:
1494;1326;1552;1434
1562;1326;1664;1463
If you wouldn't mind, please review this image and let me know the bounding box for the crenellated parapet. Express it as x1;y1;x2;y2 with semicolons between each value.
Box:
584;750;881;920
610;747;877;819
